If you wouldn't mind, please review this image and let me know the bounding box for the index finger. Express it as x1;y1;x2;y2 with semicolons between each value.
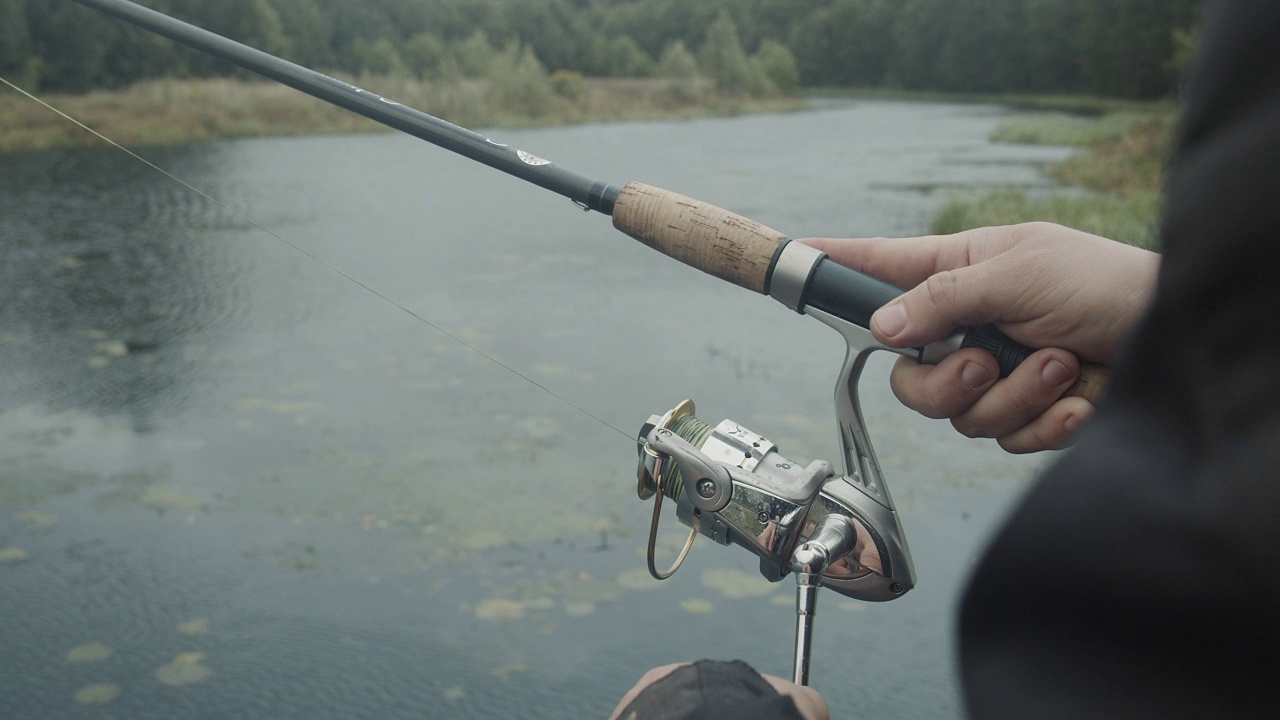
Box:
800;227;1018;289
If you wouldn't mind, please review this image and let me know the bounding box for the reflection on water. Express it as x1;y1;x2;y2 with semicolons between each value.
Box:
0;144;255;433
0;101;1066;719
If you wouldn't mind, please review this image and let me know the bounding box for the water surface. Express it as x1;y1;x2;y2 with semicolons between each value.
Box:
0;100;1073;719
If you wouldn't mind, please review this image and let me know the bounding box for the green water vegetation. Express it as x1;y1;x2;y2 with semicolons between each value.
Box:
73;683;122;706
932;107;1177;248
67;642;115;663
154;651;213;687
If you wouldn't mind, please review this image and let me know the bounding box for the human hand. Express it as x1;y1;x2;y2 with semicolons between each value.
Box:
610;662;829;720
802;223;1159;453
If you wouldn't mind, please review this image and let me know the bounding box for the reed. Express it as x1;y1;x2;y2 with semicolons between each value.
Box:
932;107;1176;248
0;75;806;153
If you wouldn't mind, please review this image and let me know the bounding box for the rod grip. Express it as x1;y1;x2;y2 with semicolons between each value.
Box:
612;182;787;294
1066;364;1108;404
960;324;1108;404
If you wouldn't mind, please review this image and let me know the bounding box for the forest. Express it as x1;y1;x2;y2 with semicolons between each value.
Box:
4;0;1201;99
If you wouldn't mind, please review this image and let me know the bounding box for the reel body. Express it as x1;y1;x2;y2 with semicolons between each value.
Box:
637;401;914;602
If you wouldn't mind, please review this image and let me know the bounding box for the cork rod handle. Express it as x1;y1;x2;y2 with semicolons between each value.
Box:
1068;364;1108;404
611;181;787;294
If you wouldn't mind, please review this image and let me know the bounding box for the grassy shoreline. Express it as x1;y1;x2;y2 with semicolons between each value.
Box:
3;76;1174;248
0;75;806;153
809;86;1177;117
931;105;1176;248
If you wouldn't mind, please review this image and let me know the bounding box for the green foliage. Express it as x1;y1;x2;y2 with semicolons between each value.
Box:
352;38;405;77
548;70;585;100
0;0;31;71
658;41;700;80
10;0;1203;100
272;0;335;68
754;40;798;95
699;11;754;95
487;43;556;118
452;31;497;78
790;0;893;88
1166;25;1199;92
403;33;448;81
658;41;705;103
584;36;654;78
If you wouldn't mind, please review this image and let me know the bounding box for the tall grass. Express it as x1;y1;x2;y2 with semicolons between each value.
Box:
931;190;1162;249
932;107;1176;248
989;111;1161;146
0;74;806;153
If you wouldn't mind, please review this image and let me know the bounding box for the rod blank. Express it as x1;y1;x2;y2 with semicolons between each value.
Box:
66;0;619;214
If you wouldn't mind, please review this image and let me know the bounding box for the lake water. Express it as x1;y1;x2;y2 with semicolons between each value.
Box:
0;100;1074;719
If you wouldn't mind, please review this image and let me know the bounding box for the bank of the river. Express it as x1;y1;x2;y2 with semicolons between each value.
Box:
3;74;1174;247
0;75;805;153
930;105;1178;248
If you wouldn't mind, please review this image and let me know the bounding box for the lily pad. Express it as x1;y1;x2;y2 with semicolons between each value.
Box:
67;642;113;663
563;601;595;617
701;568;773;599
616;568;662;591
678;598;715;615
490;662;529;680
14;510;57;526
178;618;209;636
444;687;465;701
74;683;121;705
155;652;212;687
96;341;128;358
0;547;29;563
141;485;202;510
474;598;525;622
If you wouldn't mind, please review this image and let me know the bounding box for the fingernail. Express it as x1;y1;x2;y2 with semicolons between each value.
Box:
873;301;909;338
1042;359;1073;387
962;361;994;390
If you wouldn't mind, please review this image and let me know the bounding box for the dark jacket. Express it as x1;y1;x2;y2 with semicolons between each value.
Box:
960;1;1280;717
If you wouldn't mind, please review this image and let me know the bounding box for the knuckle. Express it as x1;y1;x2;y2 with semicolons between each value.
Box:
923;270;960;311
999;428;1048;454
951;416;987;439
890;361;956;420
1005;386;1042;419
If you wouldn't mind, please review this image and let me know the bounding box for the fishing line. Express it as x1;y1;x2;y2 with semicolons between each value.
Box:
0;74;638;444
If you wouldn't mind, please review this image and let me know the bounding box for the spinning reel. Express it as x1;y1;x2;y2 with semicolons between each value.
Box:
634;288;920;686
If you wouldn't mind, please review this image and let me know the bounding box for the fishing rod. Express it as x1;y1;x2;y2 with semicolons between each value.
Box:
66;0;1107;687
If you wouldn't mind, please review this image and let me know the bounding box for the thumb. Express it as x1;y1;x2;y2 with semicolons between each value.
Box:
870;265;1003;348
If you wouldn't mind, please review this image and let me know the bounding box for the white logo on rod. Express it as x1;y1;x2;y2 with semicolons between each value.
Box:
517;150;551;166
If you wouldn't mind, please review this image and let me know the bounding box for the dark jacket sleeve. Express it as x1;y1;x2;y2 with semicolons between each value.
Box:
959;1;1280;717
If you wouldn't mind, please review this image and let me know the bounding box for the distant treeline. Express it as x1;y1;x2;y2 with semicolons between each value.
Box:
4;0;1201;98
